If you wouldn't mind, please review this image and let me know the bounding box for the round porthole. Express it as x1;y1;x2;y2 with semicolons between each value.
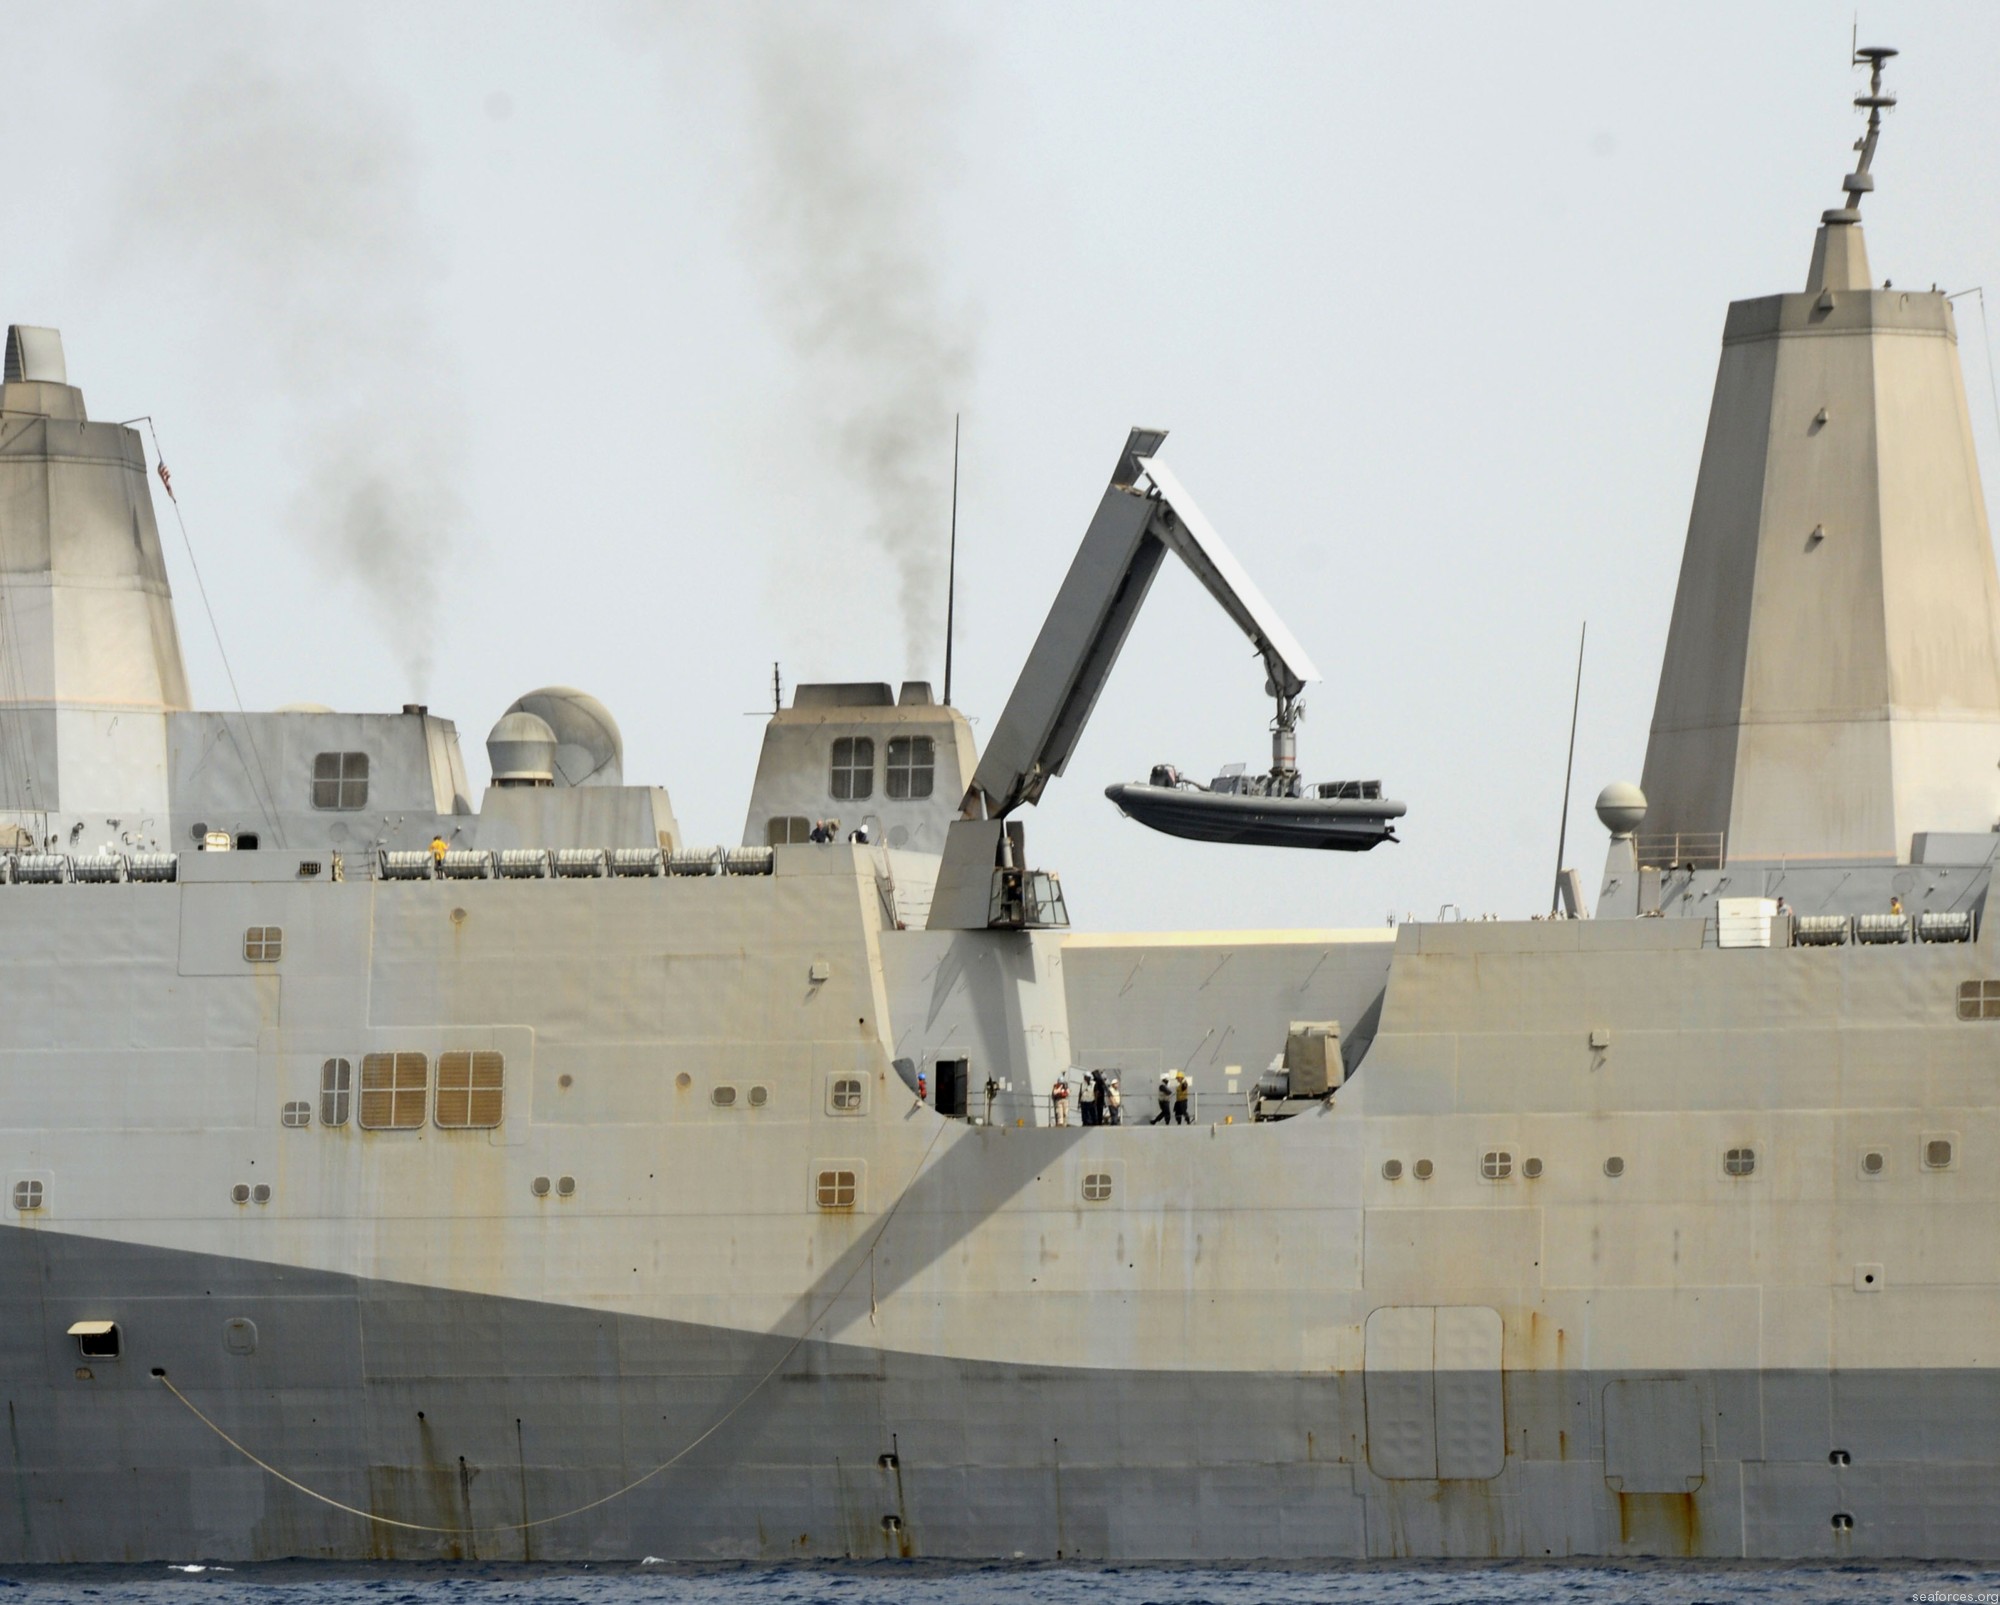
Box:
1523;1157;1544;1179
1862;1151;1885;1176
556;1175;576;1198
1412;1159;1434;1181
1603;1156;1626;1178
675;1072;692;1090
230;1184;250;1204
1381;1160;1403;1180
530;1176;551;1198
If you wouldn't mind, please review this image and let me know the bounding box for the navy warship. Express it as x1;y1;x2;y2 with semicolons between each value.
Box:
5;48;2000;1562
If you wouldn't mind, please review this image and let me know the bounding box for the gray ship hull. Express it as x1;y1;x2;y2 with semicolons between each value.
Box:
4;1226;1985;1564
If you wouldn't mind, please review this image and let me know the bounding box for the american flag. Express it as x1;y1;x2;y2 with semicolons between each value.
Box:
156;460;175;502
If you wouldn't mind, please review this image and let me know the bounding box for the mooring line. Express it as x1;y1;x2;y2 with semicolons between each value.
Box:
155;1117;949;1535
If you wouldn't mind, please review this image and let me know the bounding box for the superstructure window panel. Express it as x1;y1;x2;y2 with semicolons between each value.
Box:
359;1052;428;1130
435;1051;504;1129
830;737;875;801
827;1074;866;1115
311;751;370;811
320;1058;353;1127
1957;979;2000;1020
885;736;935;800
815;1165;861;1211
243;926;283;964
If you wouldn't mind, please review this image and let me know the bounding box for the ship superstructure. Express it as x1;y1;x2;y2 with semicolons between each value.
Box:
3;50;2000;1564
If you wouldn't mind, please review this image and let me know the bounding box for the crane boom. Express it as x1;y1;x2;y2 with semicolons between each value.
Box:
964;428;1319;819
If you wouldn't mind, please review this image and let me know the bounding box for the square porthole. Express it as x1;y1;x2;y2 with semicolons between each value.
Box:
826;1075;866;1115
1724;1146;1757;1178
281;1101;312;1129
69;1321;120;1360
814;1163;863;1211
1860;1148;1887;1178
1923;1133;1958;1171
1480;1149;1514;1181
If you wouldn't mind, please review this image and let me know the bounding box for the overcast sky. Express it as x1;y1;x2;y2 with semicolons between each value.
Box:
7;1;2000;929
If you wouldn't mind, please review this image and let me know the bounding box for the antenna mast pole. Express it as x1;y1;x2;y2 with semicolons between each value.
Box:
1552;621;1587;915
944;414;960;707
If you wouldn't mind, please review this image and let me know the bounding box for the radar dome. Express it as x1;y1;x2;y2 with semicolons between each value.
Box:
487;711;558;787
504;687;623;787
1595;782;1647;838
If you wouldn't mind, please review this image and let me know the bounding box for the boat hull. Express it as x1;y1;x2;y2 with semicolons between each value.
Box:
1104;785;1403;851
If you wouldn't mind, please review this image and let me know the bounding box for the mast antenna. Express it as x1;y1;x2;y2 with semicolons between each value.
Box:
1831;42;1897;221
944;414;960;707
1551;621;1587;916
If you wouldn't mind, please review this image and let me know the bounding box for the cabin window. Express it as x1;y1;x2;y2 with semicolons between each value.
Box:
12;1180;42;1211
767;816;812;846
1381;1160;1403;1180
1958;979;2000;1020
885;736;935;799
1925;1137;1956;1170
1481;1150;1513;1180
231;1184;250;1204
1724;1146;1757;1177
1861;1149;1886;1176
711;1085;738;1108
359;1052;428;1130
557;1175;576;1197
243;926;283;963
531;1176;551;1197
1603;1155;1626;1178
320;1058;352;1126
312;751;370;811
435;1051;504;1129
252;1184;270;1204
1522;1157;1544;1179
748;1084;770;1108
70;1322;120;1360
830;737;874;800
280;1101;311;1129
828;1076;865;1114
816;1168;858;1210
1412;1159;1434;1181
1081;1171;1113;1203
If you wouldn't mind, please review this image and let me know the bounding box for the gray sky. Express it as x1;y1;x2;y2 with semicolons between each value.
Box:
7;1;2000;929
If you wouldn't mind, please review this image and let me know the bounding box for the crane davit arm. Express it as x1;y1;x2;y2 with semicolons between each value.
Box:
964;428;1320;820
929;428;1387;931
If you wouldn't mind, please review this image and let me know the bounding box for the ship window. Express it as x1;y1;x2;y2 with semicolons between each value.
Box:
531;1175;551;1197
711;1085;738;1108
816;1168;858;1210
280;1101;311;1129
320;1058;352;1127
829;1076;865;1114
1957;979;2000;1020
767;816;812;846
252;1184;270;1204
830;737;874;800
243;926;283;964
231;1184;250;1204
70;1322;120;1360
885;736;935;800
435;1051;503;1128
1082;1171;1113;1202
235;832;259;851
359;1052;427;1130
1481;1150;1513;1180
556;1175;576;1197
311;751;370;811
1925;1137;1955;1170
1381;1160;1403;1180
747;1084;770;1108
1603;1155;1626;1177
12;1180;42;1211
1725;1146;1757;1177
1862;1149;1886;1176
1522;1156;1544;1179
1412;1158;1434;1181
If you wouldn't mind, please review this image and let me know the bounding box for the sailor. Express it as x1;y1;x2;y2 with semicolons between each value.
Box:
1154;1074;1174;1125
1173;1070;1192;1125
916;1068;928;1106
1051;1073;1070;1126
1078;1070;1098;1126
430;834;448;865
848;824;871;844
809;820;834;843
1106;1076;1121;1125
1890;894;1905;916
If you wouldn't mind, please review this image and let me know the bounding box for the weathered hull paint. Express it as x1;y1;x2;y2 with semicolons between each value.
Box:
1;1229;1986;1563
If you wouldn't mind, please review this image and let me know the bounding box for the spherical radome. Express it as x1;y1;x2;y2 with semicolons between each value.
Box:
1595;781;1647;838
505;687;623;787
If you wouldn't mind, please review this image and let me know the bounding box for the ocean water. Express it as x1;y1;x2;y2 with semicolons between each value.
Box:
2;1562;1999;1605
